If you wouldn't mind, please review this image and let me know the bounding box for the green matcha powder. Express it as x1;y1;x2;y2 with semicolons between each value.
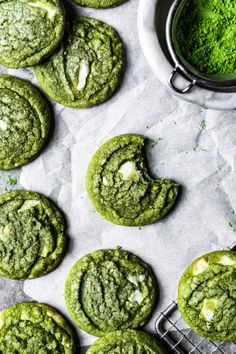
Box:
176;0;236;75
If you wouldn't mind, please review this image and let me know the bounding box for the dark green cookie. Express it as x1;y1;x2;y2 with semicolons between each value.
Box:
86;134;180;226
0;303;76;353
0;0;65;68
87;329;167;354
71;0;128;8
0;75;51;170
65;249;157;337
0;190;66;280
178;250;236;341
34;16;124;108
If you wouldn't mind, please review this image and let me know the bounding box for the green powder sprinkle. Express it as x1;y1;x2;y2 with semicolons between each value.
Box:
229;210;236;232
7;176;17;186
193;145;207;152
175;0;236;75
199;119;206;131
147;138;163;149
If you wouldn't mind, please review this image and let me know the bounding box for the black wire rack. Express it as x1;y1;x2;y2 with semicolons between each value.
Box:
155;244;236;354
155;300;236;354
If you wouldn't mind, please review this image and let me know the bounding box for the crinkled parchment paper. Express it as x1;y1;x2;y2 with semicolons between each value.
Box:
1;0;236;348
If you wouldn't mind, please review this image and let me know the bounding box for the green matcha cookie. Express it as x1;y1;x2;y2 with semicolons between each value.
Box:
71;0;128;8
178;250;236;341
86;134;179;226
0;303;76;353
65;249;157;337
0;0;65;68
34;16;124;108
0;75;51;170
87;329;166;354
0;190;66;280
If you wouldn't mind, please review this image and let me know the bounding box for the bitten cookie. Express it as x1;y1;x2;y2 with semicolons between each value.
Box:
86;134;179;226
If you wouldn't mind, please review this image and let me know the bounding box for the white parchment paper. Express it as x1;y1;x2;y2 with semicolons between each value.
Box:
1;0;236;347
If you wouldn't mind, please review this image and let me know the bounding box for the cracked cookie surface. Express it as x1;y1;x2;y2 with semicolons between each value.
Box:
0;190;66;280
65;249;157;337
0;303;76;354
0;0;65;68
34;16;124;108
86;134;180;226
0;75;51;170
87;329;166;354
178;250;236;341
71;0;128;8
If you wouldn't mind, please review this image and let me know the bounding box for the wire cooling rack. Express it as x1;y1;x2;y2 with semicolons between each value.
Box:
155;244;236;354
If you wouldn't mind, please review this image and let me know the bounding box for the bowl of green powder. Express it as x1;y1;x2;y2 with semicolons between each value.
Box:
166;0;236;93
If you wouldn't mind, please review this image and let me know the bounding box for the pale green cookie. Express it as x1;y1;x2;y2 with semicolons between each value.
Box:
0;0;65;68
0;190;66;280
87;329;167;354
86;134;180;226
178;250;236;341
0;75;51;170
0;303;76;353
65;249;157;337
34;16;124;108
72;0;128;8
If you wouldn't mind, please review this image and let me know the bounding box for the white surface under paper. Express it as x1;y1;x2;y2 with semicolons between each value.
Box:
1;0;236;347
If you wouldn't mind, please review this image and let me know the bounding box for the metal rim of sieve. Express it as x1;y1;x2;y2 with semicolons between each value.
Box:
166;0;236;94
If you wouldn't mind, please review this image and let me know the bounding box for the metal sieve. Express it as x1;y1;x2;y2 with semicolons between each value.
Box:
166;0;236;94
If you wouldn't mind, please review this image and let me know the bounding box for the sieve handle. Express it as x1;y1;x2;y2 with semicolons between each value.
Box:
168;67;196;94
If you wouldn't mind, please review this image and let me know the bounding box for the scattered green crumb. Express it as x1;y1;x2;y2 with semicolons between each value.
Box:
7;176;17;186
147;138;163;149
199;119;206;131
193;145;207;152
229;210;236;233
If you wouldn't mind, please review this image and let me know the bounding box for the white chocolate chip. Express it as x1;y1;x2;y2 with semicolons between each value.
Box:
128;274;145;287
28;1;57;19
128;275;138;286
18;200;40;212
102;177;108;186
21;309;29;320
77;61;89;91
193;258;209;275
219;255;235;266
41;245;49;257
138;275;145;282
0;120;7;130
0;225;10;241
129;290;143;304
201;299;218;321
118;161;141;180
